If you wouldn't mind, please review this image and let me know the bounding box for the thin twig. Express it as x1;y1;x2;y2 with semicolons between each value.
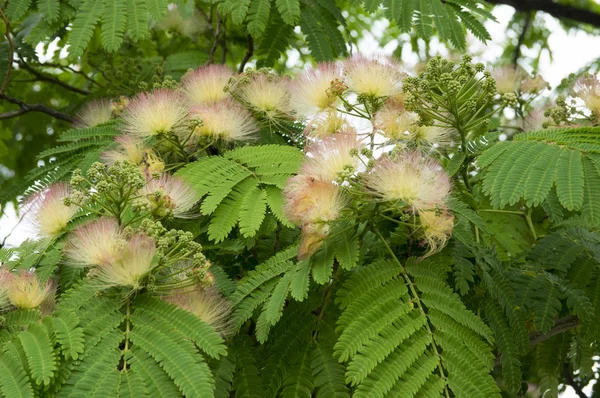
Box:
208;14;222;64
0;7;14;94
17;60;90;95
36;62;102;87
562;362;588;398
0;93;75;122
513;12;533;65
238;35;254;73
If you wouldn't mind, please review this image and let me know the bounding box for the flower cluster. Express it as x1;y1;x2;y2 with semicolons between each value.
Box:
165;288;233;336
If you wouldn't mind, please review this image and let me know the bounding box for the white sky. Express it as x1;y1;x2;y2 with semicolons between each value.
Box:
1;6;600;395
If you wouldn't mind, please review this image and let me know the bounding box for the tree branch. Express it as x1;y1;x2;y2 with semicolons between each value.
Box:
238;35;254;73
17;60;90;95
0;7;14;95
486;0;600;29
494;316;579;367
562;362;588;398
36;62;102;87
0;93;75;122
512;12;533;65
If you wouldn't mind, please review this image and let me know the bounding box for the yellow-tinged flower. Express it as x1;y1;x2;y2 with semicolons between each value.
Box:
375;105;420;140
574;74;600;116
235;73;291;119
24;182;78;238
165;287;233;336
65;217;121;267
102;136;146;165
298;224;330;259
182;65;233;105
142;173;200;218
344;54;405;98
291;62;342;118
366;152;451;212
96;234;156;289
1;269;51;309
283;175;344;226
191;99;258;141
304;110;349;138
75;99;113;128
491;65;527;94
521;74;548;94
414;125;456;147
418;209;454;256
122;89;189;137
301;131;363;182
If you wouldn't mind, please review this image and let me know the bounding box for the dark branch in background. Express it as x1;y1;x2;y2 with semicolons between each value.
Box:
238;35;254;73
0;7;14;94
17;60;90;95
38;62;102;87
208;14;222;64
0;93;75;122
486;0;600;29
494;316;579;367
513;12;533;65
562;363;588;398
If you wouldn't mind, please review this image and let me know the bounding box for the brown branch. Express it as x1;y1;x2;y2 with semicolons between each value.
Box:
562;363;588;398
512;12;533;65
0;93;75;122
36;62;102;87
238;35;254;73
17;60;90;95
494;316;579;367
208;14;222;64
0;7;14;94
485;0;600;29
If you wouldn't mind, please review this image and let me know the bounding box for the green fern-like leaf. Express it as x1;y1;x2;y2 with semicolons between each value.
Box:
209;355;235;398
247;0;272;37
430;0;466;49
276;0;300;24
119;369;150;398
127;0;149;41
6;0;32;20
555;149;584;210
232;0;252;24
281;345;314;398
232;337;263;398
0;342;34;398
53;310;85;360
239;186;268;238
133;296;227;359
384;0;415;32
38;0;60;22
102;0;128;52
256;13;295;67
290;259;311;301
312;339;350;398
129;321;214;397
129;348;181;397
147;0;168;19
484;300;522;394
68;0;104;59
17;323;56;386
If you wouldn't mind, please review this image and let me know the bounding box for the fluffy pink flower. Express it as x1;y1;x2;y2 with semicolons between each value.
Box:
181;64;233;105
290;62;342;117
96;234;156;289
301;130;363;181
122;89;189;137
366;152;451;212
283;175;344;227
142;173;199;217
0;269;51;309
235;73;291;119
418;209;454;256
165;287;233;336
191;99;258;141
24;182;78;238
65;217;121;267
101;136;165;173
344;54;405;98
304;110;349;138
74;98;112;128
574;74;600;116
